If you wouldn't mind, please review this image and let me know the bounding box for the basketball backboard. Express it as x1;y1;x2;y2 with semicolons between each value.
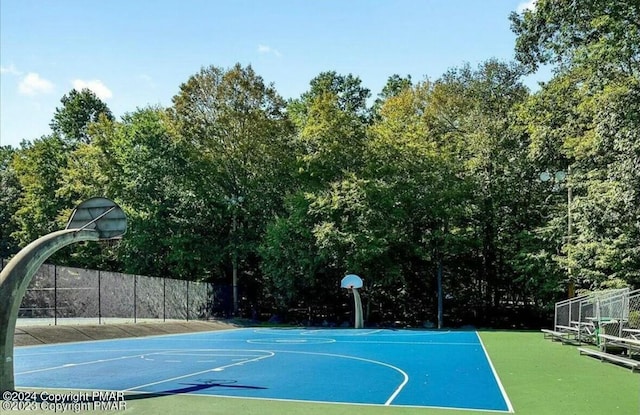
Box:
66;197;127;240
341;274;363;289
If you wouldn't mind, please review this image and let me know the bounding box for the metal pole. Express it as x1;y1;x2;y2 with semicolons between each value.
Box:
232;211;238;316
98;270;101;325
54;265;57;326
553;301;558;332
437;260;443;329
567;165;574;298
133;275;137;323
163;277;166;322
352;288;364;329
0;229;100;393
186;280;190;322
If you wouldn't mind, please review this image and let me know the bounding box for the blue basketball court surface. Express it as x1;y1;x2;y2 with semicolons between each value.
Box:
14;328;513;412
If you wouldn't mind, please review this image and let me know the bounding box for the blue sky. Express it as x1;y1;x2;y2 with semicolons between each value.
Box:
0;0;544;148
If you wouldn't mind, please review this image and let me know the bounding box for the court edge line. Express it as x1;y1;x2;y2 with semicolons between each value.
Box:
338;341;480;346
253;328;453;336
199;393;513;413
475;331;515;414
13;386;512;413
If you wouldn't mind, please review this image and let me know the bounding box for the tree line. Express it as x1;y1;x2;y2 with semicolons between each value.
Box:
1;0;638;327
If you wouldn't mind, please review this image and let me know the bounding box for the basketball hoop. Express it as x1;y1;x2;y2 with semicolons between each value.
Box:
340;274;364;329
341;275;363;290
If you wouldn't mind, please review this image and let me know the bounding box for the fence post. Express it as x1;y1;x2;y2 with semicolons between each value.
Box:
133;275;137;323
98;270;101;325
553;301;558;331
54;265;58;326
186;280;190;322
163;277;166;322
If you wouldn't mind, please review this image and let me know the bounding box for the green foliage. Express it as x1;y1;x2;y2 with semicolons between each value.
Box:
50;88;114;147
0;146;21;257
371;74;413;119
7;1;640;325
11;135;71;246
291;71;371;124
510;0;640;77
512;0;640;294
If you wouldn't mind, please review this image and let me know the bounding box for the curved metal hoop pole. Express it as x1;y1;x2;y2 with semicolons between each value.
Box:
352;288;364;329
0;229;99;393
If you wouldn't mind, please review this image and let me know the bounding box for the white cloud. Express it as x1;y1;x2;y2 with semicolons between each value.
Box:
18;73;55;95
258;44;282;57
516;0;537;13
72;79;113;100
139;74;156;88
0;64;22;76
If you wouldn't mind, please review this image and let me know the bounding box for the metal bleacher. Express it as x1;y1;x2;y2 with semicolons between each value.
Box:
543;288;640;372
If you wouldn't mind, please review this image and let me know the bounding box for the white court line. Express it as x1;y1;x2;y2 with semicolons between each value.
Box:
247;338;336;345
254;328;454;337
16;350;265;375
338;341;479;346
15;352;157;375
14;386;512;413
15;330;511;412
271;349;408;406
354;329;384;335
15;339;513;413
18;349;165;357
186;393;515;413
475;332;515;413
300;329;384;336
123;350;275;392
155;352;260;357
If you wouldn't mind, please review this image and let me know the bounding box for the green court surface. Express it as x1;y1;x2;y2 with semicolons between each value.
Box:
13;330;640;415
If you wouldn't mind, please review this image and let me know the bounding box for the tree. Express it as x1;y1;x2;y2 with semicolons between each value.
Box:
510;0;640;78
421;60;546;320
512;0;640;292
289;71;371;127
0;146;21;258
50;88;114;147
54;107;204;274
256;71;373;321
171;63;295;314
11;135;70;247
259;193;330;315
10;89;113;266
287;71;373;189
371;74;413;119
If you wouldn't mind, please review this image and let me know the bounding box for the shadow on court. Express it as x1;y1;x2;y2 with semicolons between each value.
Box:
124;380;268;401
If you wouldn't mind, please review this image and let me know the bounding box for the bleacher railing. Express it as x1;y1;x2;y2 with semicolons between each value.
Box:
551;287;640;344
596;289;640;339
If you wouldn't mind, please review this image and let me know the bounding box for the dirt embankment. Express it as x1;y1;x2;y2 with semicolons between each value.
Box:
14;320;239;346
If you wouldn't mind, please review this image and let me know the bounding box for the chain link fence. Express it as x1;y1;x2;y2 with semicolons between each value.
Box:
554;294;588;332
1;258;216;324
596;289;640;339
552;288;640;344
